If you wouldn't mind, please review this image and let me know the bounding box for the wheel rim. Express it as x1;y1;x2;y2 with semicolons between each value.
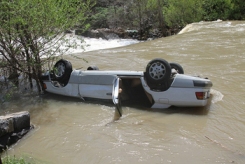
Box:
55;62;65;77
149;62;166;80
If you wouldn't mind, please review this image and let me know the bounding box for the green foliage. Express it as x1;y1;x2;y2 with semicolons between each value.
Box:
163;0;203;28
2;156;31;164
2;87;18;102
0;0;90;37
90;0;245;37
202;0;233;21
0;0;93;92
89;7;109;28
230;0;245;19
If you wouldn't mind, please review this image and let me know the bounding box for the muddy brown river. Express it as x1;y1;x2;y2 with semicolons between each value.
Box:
1;21;245;163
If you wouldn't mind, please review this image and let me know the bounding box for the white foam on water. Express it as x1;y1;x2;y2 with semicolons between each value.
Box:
62;34;140;54
210;89;224;103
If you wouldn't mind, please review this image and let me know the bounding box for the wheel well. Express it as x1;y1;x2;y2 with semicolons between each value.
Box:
144;71;176;92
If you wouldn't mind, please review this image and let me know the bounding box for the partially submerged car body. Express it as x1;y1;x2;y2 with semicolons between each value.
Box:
41;58;212;112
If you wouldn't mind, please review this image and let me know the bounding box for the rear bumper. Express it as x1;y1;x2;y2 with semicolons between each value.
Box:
193;80;213;88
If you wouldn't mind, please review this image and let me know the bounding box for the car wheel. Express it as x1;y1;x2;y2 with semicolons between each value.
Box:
53;59;72;82
170;62;184;74
145;58;171;85
87;66;99;70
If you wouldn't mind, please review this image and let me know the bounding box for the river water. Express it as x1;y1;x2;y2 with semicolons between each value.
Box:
1;21;245;163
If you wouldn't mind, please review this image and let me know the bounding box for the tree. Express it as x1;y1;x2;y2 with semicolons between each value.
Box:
0;0;93;92
122;0;155;39
202;0;233;21
230;0;245;20
89;7;110;28
163;0;203;28
145;0;167;36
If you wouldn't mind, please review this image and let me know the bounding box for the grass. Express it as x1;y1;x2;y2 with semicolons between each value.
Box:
1;156;31;164
1;155;51;164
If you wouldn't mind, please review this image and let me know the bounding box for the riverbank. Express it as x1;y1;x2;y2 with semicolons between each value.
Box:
1;21;245;164
0;111;33;153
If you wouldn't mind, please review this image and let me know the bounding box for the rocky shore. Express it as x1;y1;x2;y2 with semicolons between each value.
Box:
74;27;182;41
0;111;33;153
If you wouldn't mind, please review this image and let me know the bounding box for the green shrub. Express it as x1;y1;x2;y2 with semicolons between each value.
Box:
202;0;233;21
163;0;203;28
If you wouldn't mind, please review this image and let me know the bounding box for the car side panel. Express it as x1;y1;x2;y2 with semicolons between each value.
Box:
45;82;80;98
78;84;113;99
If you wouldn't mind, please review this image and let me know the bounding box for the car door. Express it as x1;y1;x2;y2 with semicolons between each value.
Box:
112;77;122;117
78;74;117;99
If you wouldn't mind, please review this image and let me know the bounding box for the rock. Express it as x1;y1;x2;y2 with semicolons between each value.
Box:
75;29;84;35
65;30;73;34
0;111;32;152
77;28;131;40
75;26;182;41
0;111;30;136
10;111;30;132
0;116;14;137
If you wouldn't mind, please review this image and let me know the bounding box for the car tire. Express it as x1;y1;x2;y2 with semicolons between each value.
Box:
87;66;99;70
53;59;72;83
170;62;184;74
145;58;171;85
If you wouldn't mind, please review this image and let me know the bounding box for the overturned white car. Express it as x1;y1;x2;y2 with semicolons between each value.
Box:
41;58;212;116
